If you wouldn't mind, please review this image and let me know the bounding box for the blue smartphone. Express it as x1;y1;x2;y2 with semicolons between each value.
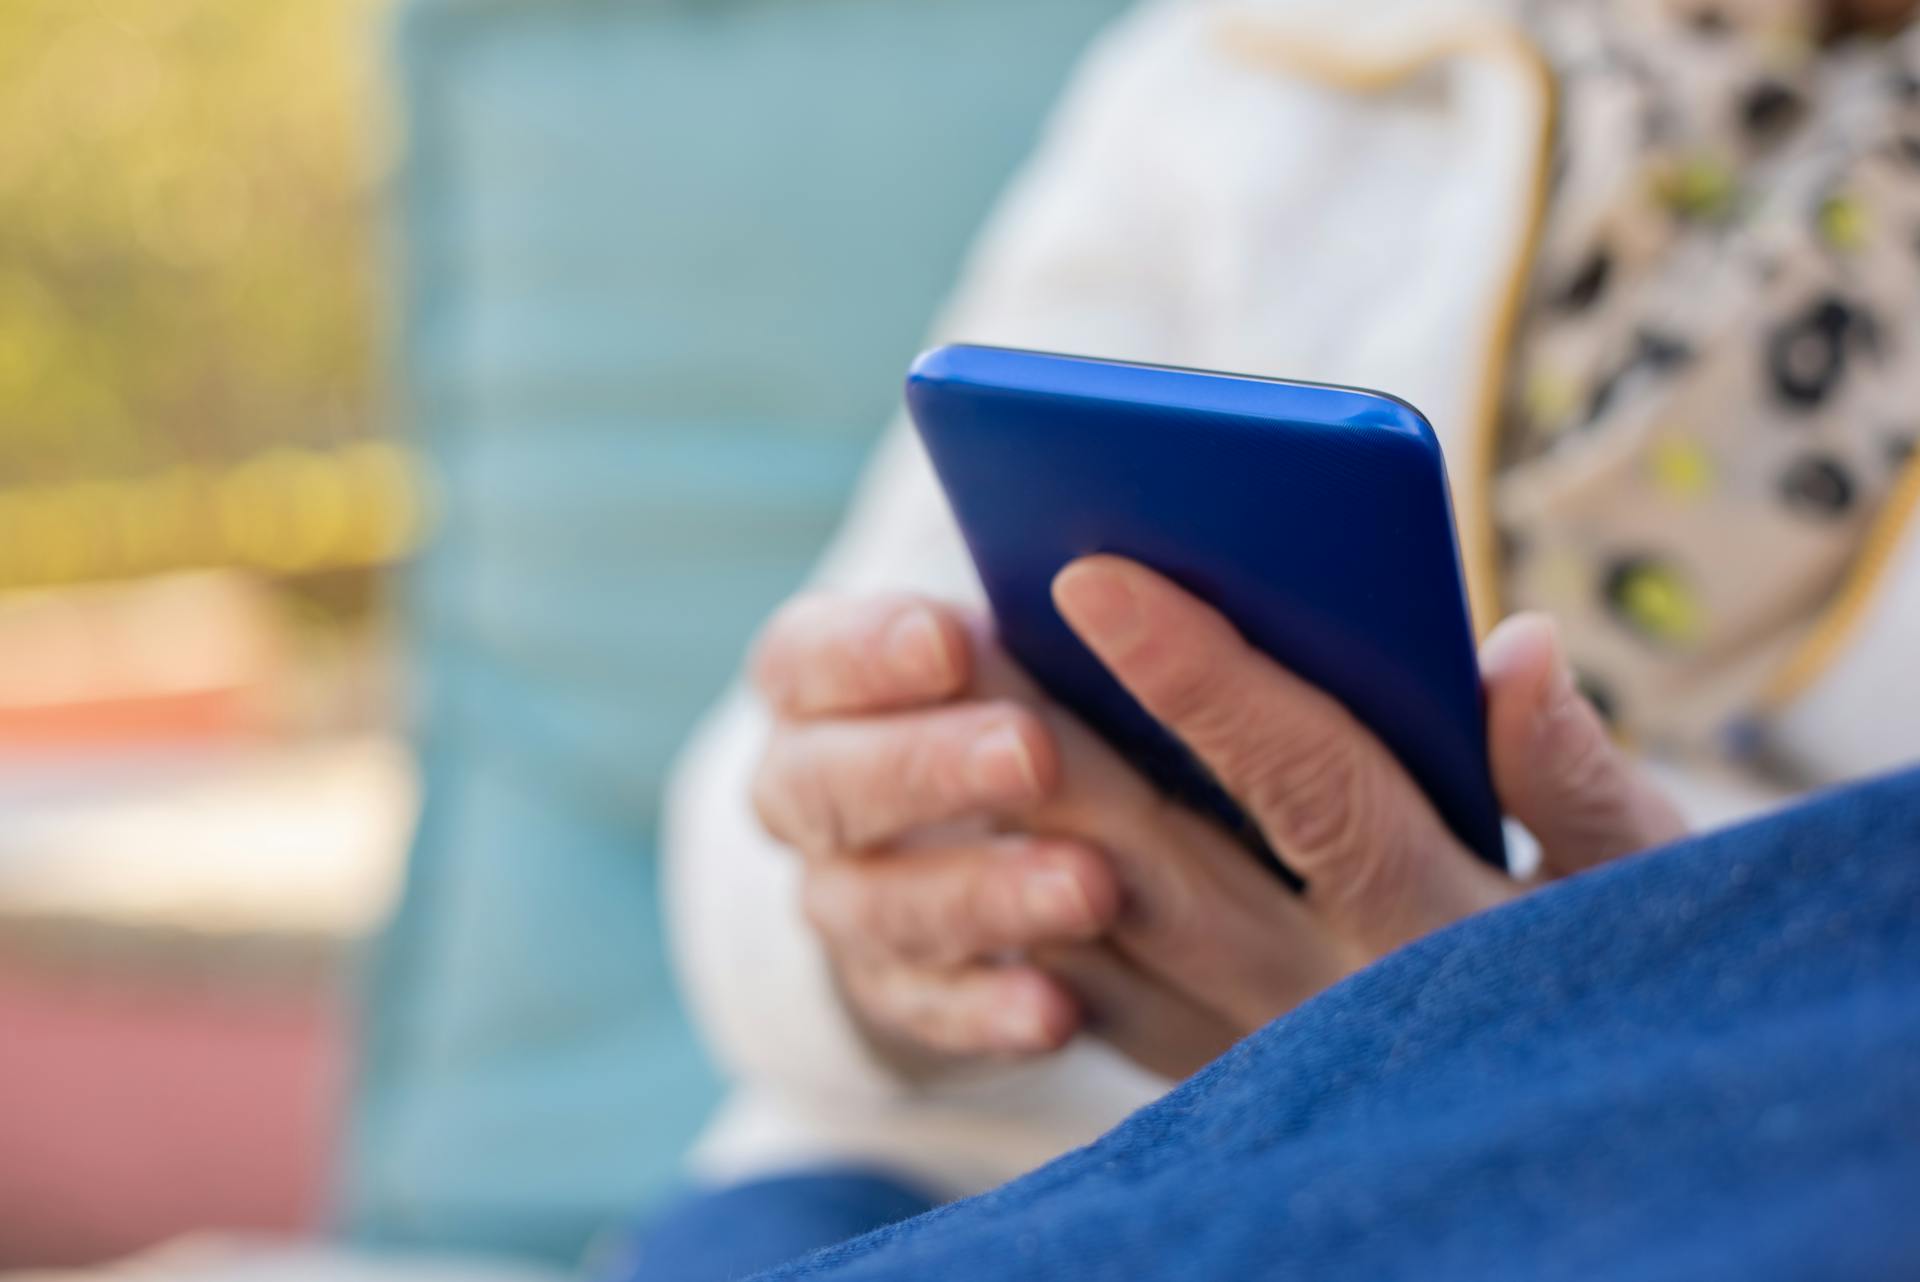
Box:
906;343;1507;883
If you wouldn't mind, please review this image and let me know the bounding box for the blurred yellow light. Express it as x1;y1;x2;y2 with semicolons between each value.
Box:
117;465;212;573
0;491;28;585
335;440;423;564
0;441;423;591
216;448;346;573
12;486;94;585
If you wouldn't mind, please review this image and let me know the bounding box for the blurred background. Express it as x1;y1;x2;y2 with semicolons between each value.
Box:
0;0;416;1266
0;0;1123;1271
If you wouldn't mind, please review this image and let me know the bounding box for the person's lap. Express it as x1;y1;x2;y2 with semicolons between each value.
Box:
630;765;1920;1281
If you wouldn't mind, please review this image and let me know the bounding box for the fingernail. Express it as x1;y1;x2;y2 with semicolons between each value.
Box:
1479;612;1553;682
969;725;1041;801
884;608;953;688
1024;868;1094;932
1482;613;1575;726
1052;561;1142;649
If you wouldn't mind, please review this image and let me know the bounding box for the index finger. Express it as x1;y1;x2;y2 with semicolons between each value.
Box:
752;592;972;717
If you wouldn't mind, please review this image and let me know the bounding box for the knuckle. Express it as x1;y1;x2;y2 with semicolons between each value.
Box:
1245;731;1370;866
781;741;850;855
749;593;823;698
882;882;951;965
908;1007;973;1056
895;701;1044;815
798;868;850;939
1285;767;1418;934
1543;700;1624;809
922;880;981;963
858;873;913;951
894;721;955;806
872;972;962;1052
1542;720;1650;859
964;854;1027;947
843;965;917;1039
862;868;973;967
1309;816;1403;931
749;739;803;845
1145;654;1246;746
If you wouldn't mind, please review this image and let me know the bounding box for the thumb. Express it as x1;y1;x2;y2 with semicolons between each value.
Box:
1480;613;1687;879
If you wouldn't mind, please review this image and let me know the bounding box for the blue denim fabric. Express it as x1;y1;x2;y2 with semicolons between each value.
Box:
666;766;1920;1280
612;1169;937;1282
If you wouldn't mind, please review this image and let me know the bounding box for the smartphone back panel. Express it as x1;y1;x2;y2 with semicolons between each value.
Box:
907;344;1507;878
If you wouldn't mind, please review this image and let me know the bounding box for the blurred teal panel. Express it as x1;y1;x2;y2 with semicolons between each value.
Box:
345;0;1134;1264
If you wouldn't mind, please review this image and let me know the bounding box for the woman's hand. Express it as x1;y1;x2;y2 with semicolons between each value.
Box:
748;589;1242;1075
1044;556;1689;1005
748;562;1687;1081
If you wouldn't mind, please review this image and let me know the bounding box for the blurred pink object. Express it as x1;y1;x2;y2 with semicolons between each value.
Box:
0;737;414;1268
0;968;343;1267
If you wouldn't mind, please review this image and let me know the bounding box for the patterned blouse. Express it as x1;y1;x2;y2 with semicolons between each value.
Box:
1499;0;1920;766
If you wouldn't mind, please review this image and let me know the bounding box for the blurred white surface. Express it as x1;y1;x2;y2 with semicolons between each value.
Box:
0;735;415;956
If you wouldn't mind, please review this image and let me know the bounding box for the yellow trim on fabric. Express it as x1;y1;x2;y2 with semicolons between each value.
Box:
1213;18;1561;637
1760;445;1920;707
1214;15;1920;707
